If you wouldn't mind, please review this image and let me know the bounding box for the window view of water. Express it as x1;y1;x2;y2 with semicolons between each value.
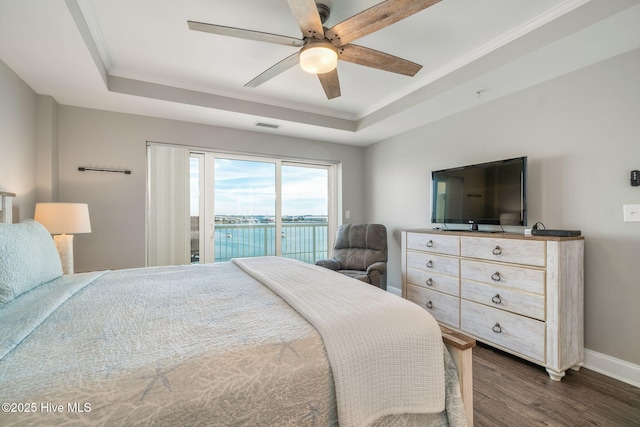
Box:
190;155;331;264
191;216;328;264
212;217;328;263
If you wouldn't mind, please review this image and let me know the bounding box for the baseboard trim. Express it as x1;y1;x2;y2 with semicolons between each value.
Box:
387;285;402;297
584;348;640;388
389;285;640;388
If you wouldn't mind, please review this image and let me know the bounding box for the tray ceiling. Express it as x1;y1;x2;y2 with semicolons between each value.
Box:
1;0;639;145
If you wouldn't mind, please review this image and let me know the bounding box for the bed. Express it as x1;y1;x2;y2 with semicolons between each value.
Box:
0;217;473;426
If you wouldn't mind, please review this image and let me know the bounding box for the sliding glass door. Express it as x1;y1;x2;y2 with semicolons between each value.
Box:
212;157;277;262
281;164;329;263
191;152;336;264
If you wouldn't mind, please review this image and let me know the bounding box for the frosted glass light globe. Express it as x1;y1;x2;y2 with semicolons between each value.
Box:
299;42;338;74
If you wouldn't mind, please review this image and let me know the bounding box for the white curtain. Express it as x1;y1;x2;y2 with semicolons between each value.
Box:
147;144;190;266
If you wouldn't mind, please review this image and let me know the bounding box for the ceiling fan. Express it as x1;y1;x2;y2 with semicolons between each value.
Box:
188;0;441;99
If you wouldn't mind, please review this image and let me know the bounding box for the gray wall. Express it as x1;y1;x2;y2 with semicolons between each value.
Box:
363;48;640;365
0;60;37;221
57;106;365;273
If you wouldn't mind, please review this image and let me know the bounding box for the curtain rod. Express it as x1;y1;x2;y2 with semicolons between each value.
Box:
78;167;131;175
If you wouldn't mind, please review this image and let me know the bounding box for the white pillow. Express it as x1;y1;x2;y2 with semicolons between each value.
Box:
0;220;63;304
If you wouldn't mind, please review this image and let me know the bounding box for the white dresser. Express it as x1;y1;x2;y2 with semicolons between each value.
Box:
401;229;584;380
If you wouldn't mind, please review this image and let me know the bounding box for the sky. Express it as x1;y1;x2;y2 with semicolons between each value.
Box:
190;157;328;216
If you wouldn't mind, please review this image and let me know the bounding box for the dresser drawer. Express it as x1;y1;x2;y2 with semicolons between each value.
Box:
461;259;545;294
406;284;460;328
461;300;545;362
407;268;459;296
461;280;545;320
406;232;460;256
407;251;459;277
461;236;546;267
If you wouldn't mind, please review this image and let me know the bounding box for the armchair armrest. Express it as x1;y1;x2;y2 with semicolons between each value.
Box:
316;259;341;271
366;261;387;276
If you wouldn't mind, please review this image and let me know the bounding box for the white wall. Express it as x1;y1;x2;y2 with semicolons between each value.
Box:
364;48;640;366
57;106;365;273
0;60;37;221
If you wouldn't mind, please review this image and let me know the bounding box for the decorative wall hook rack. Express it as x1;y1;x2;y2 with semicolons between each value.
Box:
78;167;131;175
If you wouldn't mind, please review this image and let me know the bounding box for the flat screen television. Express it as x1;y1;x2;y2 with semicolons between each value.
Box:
431;156;527;231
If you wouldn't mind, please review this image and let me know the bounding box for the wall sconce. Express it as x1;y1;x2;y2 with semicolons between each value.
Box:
34;203;92;274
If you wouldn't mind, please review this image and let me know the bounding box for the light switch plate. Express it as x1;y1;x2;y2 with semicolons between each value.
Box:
623;204;640;222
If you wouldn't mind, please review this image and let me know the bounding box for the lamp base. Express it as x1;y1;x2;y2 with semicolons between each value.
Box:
54;234;74;275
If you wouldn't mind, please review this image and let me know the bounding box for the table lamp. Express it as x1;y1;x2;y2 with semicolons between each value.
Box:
34;203;91;274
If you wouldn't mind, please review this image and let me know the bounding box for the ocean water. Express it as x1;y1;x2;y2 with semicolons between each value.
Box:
213;223;329;263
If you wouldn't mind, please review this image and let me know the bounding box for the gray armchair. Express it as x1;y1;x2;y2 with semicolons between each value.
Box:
316;224;388;290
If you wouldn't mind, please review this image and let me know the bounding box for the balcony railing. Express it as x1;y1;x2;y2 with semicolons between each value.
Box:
192;221;328;264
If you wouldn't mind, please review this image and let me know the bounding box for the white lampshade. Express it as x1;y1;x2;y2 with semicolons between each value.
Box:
299;41;338;74
34;203;91;235
34;203;91;275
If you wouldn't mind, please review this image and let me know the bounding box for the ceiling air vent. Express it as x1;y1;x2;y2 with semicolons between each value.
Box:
255;122;280;129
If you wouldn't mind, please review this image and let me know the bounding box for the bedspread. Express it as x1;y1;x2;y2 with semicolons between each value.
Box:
0;260;465;426
0;263;336;426
233;256;444;426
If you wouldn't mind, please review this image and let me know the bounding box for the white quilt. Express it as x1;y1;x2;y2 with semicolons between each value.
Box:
233;257;445;427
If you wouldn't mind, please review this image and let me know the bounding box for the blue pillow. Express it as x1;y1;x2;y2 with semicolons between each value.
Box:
0;220;63;304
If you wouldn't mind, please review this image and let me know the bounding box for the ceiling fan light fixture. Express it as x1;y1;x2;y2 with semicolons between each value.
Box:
299;41;338;74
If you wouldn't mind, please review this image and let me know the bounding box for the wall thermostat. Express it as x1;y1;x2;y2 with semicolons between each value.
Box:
632;170;640;187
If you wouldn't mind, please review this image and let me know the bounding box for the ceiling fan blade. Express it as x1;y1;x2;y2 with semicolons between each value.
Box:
325;0;441;47
286;0;325;39
188;21;304;47
244;52;300;88
339;44;422;76
317;69;341;99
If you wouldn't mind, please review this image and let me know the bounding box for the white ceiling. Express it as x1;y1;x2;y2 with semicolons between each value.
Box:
1;0;639;146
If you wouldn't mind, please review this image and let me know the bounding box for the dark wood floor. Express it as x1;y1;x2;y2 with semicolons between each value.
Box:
472;343;640;426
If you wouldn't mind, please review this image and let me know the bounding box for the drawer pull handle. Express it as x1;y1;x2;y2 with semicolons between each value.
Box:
492;246;502;255
425;278;434;286
491;272;502;282
426;240;434;248
492;323;502;333
492;294;502;304
426;260;434;268
426;301;434;309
